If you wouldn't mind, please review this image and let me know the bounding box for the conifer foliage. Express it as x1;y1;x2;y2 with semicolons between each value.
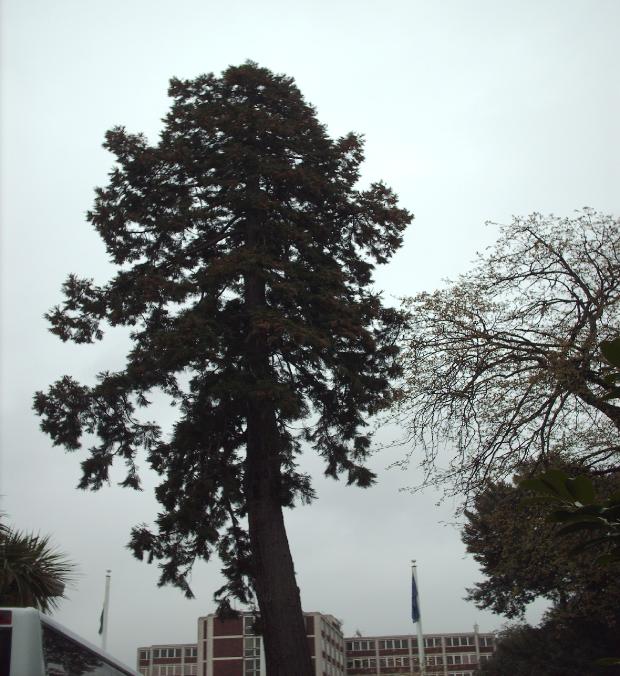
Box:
34;63;411;674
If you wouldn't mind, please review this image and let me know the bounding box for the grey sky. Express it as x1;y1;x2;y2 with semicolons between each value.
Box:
2;0;619;667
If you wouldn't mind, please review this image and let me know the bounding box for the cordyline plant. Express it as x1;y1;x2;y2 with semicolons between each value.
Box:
0;517;75;613
33;62;411;675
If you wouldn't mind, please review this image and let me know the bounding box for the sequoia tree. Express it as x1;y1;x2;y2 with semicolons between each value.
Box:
393;210;620;498
33;63;411;674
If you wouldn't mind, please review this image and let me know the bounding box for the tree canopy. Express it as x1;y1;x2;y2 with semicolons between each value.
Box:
393;210;620;497
462;461;620;619
479;622;620;676
33;62;411;674
464;466;620;673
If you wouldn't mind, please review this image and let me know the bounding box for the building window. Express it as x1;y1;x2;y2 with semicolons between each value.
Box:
447;638;459;647
244;658;261;675
349;640;375;651
245;637;261;657
446;654;477;666
378;638;408;650
424;637;442;648
184;646;197;657
380;656;410;667
244;616;258;635
349;658;376;668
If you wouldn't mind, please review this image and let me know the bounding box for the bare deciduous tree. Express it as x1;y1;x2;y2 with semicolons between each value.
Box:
393;209;620;498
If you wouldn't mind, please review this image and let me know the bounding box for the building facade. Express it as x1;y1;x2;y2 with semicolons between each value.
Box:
345;630;495;676
197;611;346;676
137;643;198;676
137;620;495;676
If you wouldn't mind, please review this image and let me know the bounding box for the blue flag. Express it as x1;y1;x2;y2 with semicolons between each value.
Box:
411;573;421;623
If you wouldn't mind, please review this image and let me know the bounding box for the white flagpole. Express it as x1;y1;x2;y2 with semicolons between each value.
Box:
101;570;111;651
411;561;426;676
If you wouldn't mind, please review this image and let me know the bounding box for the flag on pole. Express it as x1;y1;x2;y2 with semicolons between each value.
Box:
99;570;111;649
411;571;421;623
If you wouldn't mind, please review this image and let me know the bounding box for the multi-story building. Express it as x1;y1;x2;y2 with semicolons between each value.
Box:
137;619;495;676
136;643;198;676
197;611;346;676
345;630;495;676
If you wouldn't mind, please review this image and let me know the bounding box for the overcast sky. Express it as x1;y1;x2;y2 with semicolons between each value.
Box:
2;0;620;668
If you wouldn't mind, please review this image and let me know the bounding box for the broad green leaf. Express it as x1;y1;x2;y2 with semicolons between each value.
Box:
601;337;620;368
519;478;562;498
565;475;596;504
556;521;605;537
572;535;615;553
521;495;564;506
539;469;575;501
602;387;620;401
549;509;602;523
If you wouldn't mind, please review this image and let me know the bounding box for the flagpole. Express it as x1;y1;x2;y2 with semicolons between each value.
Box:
411;561;426;676
101;570;111;651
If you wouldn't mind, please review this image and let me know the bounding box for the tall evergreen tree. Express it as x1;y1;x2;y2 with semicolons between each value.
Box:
34;62;411;674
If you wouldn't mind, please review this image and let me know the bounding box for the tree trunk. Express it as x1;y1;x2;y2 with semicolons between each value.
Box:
245;404;314;676
243;211;314;676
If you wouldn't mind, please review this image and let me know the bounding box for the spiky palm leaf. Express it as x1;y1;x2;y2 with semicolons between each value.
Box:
0;521;75;613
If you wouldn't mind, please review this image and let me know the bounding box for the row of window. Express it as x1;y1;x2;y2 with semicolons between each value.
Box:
348;657;377;669
427;654;479;666
349;657;411;669
444;636;474;647
380;656;409;667
139;666;197;676
378;639;408;650
346;635;494;652
347;640;375;651
140;647;197;660
425;637;443;648
348;653;484;669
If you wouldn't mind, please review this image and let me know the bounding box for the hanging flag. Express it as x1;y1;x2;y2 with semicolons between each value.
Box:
99;570;111;648
411;571;421;623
